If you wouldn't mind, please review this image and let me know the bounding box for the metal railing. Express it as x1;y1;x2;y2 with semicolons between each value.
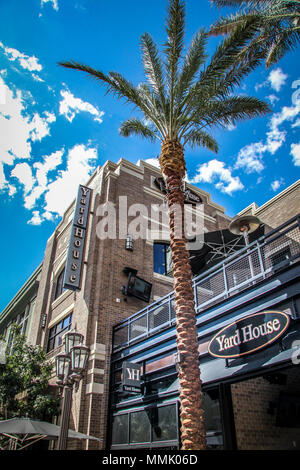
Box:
113;215;300;351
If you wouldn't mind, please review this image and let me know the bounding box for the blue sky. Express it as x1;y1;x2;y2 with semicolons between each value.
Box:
0;0;299;312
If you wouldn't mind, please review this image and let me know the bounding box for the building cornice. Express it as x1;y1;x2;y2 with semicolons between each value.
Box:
0;263;42;324
238;179;300;216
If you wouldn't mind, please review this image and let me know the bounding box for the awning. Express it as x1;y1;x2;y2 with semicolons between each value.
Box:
0;417;100;450
189;225;265;275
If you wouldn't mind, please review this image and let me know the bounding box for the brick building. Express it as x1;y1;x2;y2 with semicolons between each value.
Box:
109;177;300;450
1;160;299;450
0;158;231;449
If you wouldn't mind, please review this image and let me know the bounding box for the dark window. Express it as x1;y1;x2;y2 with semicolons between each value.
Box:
130;410;151;443
111;414;128;445
153;243;172;276
111;403;178;447
47;312;72;352
152;404;177;441
54;268;66;300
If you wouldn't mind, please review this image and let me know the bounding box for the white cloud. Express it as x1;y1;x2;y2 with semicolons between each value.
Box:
27;210;44;225
29;111;56;142
290;142;300;166
0;78;32;189
189;159;244;195
267;94;279;106
24;149;64;209
268;68;288;92
10;162;34;193
43;144;97;216
234;82;300;172
0;42;42;73
142;158;160;169
0;76;56;191
59;89;104;124
41;0;58;11
255;68;288;93
271;178;284;192
235;142;265;173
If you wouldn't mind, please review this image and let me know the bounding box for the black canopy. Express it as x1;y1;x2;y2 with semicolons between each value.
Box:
189;225;264;276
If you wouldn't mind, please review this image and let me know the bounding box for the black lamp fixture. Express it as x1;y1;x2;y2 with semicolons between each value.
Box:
125;234;134;251
54;329;90;450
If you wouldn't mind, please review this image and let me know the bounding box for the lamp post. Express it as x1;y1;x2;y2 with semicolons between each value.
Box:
229;215;261;280
55;330;90;450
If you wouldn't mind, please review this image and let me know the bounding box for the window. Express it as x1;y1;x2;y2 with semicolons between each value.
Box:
54;267;66;300
153;243;172;276
111;414;129;445
47;312;72;352
111;403;179;448
16;300;33;337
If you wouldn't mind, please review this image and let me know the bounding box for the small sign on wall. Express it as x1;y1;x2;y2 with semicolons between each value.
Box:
122;361;142;393
0;341;6;365
63;185;92;291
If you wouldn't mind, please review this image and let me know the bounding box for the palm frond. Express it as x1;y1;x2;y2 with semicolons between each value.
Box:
119;118;160;142
164;0;185;83
140;33;166;106
265;26;300;66
209;0;300;66
210;95;270;126
175;29;208;103
58;61;142;106
183;129;219;153
209;11;261;35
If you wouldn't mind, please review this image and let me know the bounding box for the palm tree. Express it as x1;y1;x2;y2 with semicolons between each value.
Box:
59;0;269;450
209;0;300;67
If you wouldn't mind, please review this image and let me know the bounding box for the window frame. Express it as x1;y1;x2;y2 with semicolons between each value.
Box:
153;242;172;277
54;267;66;300
47;312;73;352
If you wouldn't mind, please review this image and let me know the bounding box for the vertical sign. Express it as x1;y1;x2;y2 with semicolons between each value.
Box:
0;341;6;365
63;185;92;291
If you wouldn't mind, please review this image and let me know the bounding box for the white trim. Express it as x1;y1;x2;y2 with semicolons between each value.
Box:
119;165;144;180
48;303;74;329
153;272;174;284
51;288;73;310
85;383;104;395
238;179;300;216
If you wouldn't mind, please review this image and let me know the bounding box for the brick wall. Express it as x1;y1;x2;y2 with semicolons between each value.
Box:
26;159;231;449
239;180;300;229
231;366;300;450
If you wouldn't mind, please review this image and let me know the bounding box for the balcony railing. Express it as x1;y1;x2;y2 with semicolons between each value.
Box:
113;215;300;352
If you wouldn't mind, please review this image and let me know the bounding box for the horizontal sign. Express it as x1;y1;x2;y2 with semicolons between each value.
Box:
122;361;141;393
208;311;290;359
153;177;202;204
63;185;92;291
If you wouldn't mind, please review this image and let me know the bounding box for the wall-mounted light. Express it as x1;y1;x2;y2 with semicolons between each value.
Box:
125;234;134;251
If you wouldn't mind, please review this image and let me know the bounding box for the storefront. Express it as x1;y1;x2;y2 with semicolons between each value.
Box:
109;215;300;450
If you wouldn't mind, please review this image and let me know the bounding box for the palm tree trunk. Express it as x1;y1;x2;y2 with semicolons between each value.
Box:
160;139;206;451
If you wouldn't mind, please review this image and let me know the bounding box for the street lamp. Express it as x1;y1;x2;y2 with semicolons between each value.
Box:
55;330;90;450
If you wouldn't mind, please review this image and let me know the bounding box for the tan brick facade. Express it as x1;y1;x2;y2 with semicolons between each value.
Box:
238;179;300;228
25;158;230;449
232;366;300;450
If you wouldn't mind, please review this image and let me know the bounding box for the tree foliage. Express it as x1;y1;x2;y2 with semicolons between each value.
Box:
209;0;300;67
59;0;270;150
0;326;59;420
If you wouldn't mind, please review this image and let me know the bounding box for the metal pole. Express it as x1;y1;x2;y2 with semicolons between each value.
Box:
242;229;255;279
57;384;73;450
